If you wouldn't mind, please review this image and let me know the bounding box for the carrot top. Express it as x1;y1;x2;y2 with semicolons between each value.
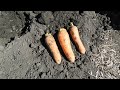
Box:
45;33;52;37
70;22;74;27
59;28;66;31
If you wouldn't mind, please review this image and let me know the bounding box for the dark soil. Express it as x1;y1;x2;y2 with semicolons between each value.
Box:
0;11;120;79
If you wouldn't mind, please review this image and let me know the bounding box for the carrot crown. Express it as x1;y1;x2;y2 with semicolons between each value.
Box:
60;28;66;31
45;33;52;37
70;22;74;26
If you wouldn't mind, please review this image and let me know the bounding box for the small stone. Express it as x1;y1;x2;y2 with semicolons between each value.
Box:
33;11;42;14
39;45;45;52
76;60;82;65
92;47;98;54
41;11;54;24
12;26;16;31
54;65;64;71
90;45;98;54
65;72;69;78
41;73;46;78
92;34;98;39
31;22;46;35
34;75;38;79
59;65;64;71
30;11;36;17
36;62;41;67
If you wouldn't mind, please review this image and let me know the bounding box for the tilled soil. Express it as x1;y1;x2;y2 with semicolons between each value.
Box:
0;11;120;79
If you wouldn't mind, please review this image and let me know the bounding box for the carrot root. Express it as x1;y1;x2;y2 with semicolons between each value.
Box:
45;33;61;64
58;28;75;63
70;22;86;54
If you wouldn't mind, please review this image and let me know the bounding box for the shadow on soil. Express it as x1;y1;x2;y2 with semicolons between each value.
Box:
97;11;120;30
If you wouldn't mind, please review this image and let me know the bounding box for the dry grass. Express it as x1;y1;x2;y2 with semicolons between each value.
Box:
88;30;120;79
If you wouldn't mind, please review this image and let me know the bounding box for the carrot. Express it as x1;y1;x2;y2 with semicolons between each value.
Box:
45;33;61;64
69;22;86;54
58;28;75;63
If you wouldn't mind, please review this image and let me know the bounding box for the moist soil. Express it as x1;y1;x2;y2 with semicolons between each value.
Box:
0;11;120;79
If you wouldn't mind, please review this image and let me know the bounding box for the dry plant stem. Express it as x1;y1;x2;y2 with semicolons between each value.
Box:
91;43;119;79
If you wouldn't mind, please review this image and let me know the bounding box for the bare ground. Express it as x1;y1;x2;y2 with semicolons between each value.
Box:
0;11;120;79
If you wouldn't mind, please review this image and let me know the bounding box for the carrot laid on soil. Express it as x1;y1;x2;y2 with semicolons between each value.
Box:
58;28;75;63
45;33;61;64
69;22;86;54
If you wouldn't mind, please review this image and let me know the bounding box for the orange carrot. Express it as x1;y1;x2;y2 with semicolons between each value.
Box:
45;33;61;64
58;28;75;63
69;22;86;54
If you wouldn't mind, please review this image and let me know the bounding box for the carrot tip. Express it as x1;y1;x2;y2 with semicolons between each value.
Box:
70;60;75;63
56;60;61;64
81;51;86;54
70;58;75;63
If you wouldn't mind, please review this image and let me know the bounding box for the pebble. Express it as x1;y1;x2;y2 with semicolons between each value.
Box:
41;11;54;24
54;65;64;71
12;26;16;31
39;45;45;52
41;73;46;78
76;60;82;65
90;45;98;54
36;62;41;67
